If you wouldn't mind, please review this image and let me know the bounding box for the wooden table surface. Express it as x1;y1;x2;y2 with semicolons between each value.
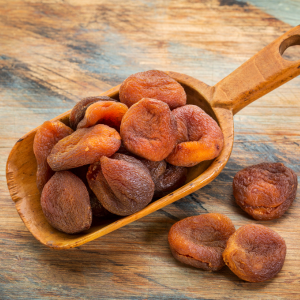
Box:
1;0;299;299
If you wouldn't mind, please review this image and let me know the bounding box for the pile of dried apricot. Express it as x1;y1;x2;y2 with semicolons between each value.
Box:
33;70;224;235
168;161;297;282
168;213;287;282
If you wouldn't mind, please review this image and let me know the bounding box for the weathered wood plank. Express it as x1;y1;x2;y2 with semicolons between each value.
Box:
0;0;299;299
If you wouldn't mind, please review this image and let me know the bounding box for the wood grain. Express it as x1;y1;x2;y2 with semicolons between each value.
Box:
0;0;299;299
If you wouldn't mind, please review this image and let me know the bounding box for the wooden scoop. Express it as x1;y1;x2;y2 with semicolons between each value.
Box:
6;26;300;249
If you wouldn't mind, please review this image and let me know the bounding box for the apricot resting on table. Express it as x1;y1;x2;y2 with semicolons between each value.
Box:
69;96;115;130
223;224;286;282
233;163;297;220
119;70;186;109
41;171;92;234
47;124;121;171
120;98;177;161
87;154;155;216
166;105;224;167
33;120;73;193
77;101;128;131
168;213;236;271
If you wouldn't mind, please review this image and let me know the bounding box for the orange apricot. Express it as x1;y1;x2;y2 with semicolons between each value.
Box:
48;124;121;171
233;163;297;220
120;98;177;161
223;224;286;282
119;70;186;109
168;213;236;271
33;120;73;193
69;96;115;130
77;101;128;130
166;105;224;167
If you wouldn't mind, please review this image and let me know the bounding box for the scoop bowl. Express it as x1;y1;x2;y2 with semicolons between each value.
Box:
6;26;300;249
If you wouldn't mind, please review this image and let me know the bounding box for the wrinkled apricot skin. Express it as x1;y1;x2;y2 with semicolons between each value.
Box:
166;105;224;167
223;224;286;282
89;191;113;218
119;70;186;109
47;124;121;171
87;161;121;215
87;154;155;216
99;154;155;216
41;171;92;234
77;101;128;130
139;159;167;184
154;164;187;198
69;96;114;130
120;98;177;161
33;120;73;193
233;163;297;220
168;213;236;271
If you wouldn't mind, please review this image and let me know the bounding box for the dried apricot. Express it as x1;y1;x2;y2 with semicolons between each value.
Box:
154;164;187;198
77;101;128;130
233;163;297;220
41;171;92;234
69;96;114;130
87;161;120;215
87;154;154;216
119;70;186;109
139;159;186;197
33;120;73;193
139;159;167;184
168;213;235;271
223;224;286;282
166;105;224;167
120;98;177;161
101;154;154;215
48;124;121;171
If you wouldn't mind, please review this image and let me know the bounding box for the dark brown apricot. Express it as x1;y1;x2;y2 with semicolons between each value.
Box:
223;224;286;282
87;154;155;216
48;124;121;171
89;190;113;218
166;105;224;167
168;213;236;271
120;98;177;161
119;70;186;109
100;154;155;215
233;163;297;220
41;171;92;234
77;101;128;131
139;159;167;184
69;96;115;130
33;120;73;193
154;164;187;198
139;159;186;197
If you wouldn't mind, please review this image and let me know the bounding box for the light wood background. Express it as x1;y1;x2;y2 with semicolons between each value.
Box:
0;0;299;299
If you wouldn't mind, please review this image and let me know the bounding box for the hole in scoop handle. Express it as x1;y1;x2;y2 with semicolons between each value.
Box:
212;25;300;115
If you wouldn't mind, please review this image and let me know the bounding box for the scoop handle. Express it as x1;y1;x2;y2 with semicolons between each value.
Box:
212;25;300;115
